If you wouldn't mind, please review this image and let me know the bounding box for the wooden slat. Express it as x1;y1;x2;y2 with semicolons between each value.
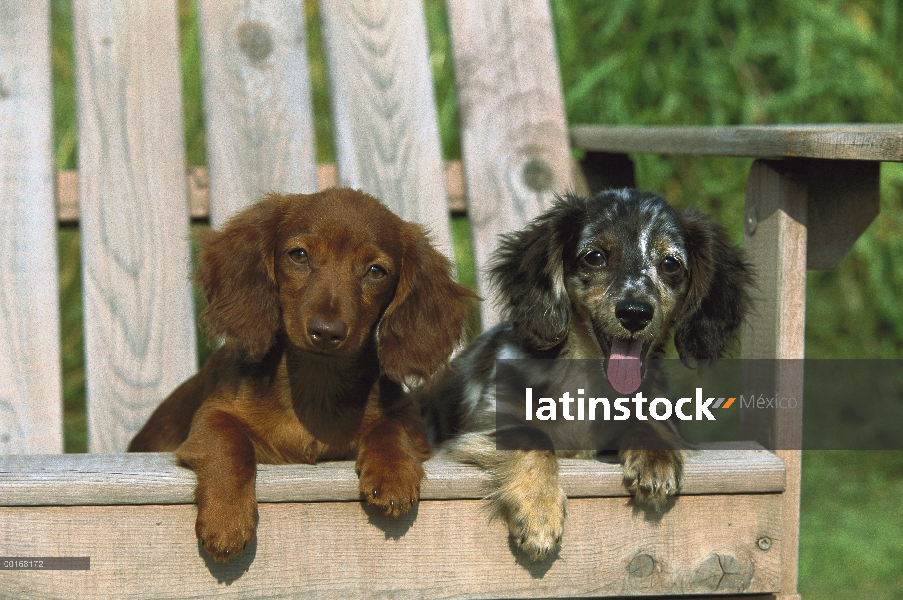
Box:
741;159;808;600
197;0;318;227
56;162;471;226
446;0;573;328
0;445;784;506
571;124;903;162
0;493;782;598
319;0;454;258
72;0;197;452
0;1;63;454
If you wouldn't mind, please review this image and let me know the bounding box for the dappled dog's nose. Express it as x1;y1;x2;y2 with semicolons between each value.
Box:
615;300;653;333
307;316;348;349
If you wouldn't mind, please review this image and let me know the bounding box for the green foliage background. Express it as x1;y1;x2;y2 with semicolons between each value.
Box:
49;0;902;596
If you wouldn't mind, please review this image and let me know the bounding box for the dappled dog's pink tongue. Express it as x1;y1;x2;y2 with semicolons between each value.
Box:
607;338;643;394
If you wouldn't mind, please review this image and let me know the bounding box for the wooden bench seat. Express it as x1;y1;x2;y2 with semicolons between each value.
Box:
1;446;784;598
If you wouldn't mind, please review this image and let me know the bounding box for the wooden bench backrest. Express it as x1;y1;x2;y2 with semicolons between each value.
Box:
0;0;572;454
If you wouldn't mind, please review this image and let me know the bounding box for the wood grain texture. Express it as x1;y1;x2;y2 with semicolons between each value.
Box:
0;445;784;506
446;0;573;328
741;159;808;600
319;0;453;258
741;160;809;363
72;0;197;453
197;0;318;228
571;124;903;161
0;1;63;454
56;161;472;225
0;493;782;598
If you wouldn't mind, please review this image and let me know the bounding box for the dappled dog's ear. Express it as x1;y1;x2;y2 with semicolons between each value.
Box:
197;194;283;362
378;224;476;387
490;195;585;350
673;209;753;360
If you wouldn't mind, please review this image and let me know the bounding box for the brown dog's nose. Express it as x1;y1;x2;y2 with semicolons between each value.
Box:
615;300;653;333
307;316;348;349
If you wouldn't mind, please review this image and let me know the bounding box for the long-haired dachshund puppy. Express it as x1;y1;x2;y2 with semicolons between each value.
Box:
423;189;752;560
129;188;474;561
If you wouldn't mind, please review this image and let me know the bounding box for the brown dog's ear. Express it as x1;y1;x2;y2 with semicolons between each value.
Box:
377;224;476;387
489;194;586;350
197;194;284;361
673;209;754;360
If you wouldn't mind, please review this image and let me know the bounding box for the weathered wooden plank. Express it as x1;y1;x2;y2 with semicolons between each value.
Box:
56;162;472;226
72;0;197;452
446;0;573;328
741;160;808;364
741;159;807;600
0;1;63;454
0;445;784;506
319;0;453;258
0;493;782;598
197;0;318;227
571;124;903;162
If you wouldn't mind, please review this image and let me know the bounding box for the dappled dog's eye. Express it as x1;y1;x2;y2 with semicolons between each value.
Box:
582;250;607;268
367;264;388;279
288;248;309;264
660;256;681;275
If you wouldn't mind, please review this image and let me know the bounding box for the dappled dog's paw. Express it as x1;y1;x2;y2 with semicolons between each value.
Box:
620;449;683;511
358;456;424;517
495;483;567;561
195;498;257;562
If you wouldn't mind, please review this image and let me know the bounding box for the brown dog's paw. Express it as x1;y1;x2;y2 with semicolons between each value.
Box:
494;481;566;561
357;457;424;518
195;499;257;562
620;449;683;511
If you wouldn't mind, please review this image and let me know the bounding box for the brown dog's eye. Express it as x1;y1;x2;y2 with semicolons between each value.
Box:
288;248;308;264
582;250;607;268
367;265;387;279
660;256;681;275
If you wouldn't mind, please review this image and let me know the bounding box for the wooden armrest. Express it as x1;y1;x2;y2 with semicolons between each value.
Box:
571;124;903;161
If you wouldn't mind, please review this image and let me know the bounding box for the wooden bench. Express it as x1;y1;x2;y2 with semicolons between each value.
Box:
1;0;901;597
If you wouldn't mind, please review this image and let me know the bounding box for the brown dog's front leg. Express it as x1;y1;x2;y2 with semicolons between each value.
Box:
356;415;430;518
176;409;258;562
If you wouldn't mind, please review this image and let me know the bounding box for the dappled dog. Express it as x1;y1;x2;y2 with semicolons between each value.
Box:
422;189;752;560
129;188;474;561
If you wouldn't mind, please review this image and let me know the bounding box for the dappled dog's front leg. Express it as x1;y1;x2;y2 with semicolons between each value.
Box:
492;449;566;561
450;432;565;561
619;421;684;511
356;416;429;517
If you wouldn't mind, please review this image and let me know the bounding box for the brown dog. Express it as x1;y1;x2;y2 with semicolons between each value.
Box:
129;188;473;561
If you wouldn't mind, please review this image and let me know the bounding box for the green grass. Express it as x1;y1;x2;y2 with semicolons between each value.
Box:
800;451;903;598
48;0;903;596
